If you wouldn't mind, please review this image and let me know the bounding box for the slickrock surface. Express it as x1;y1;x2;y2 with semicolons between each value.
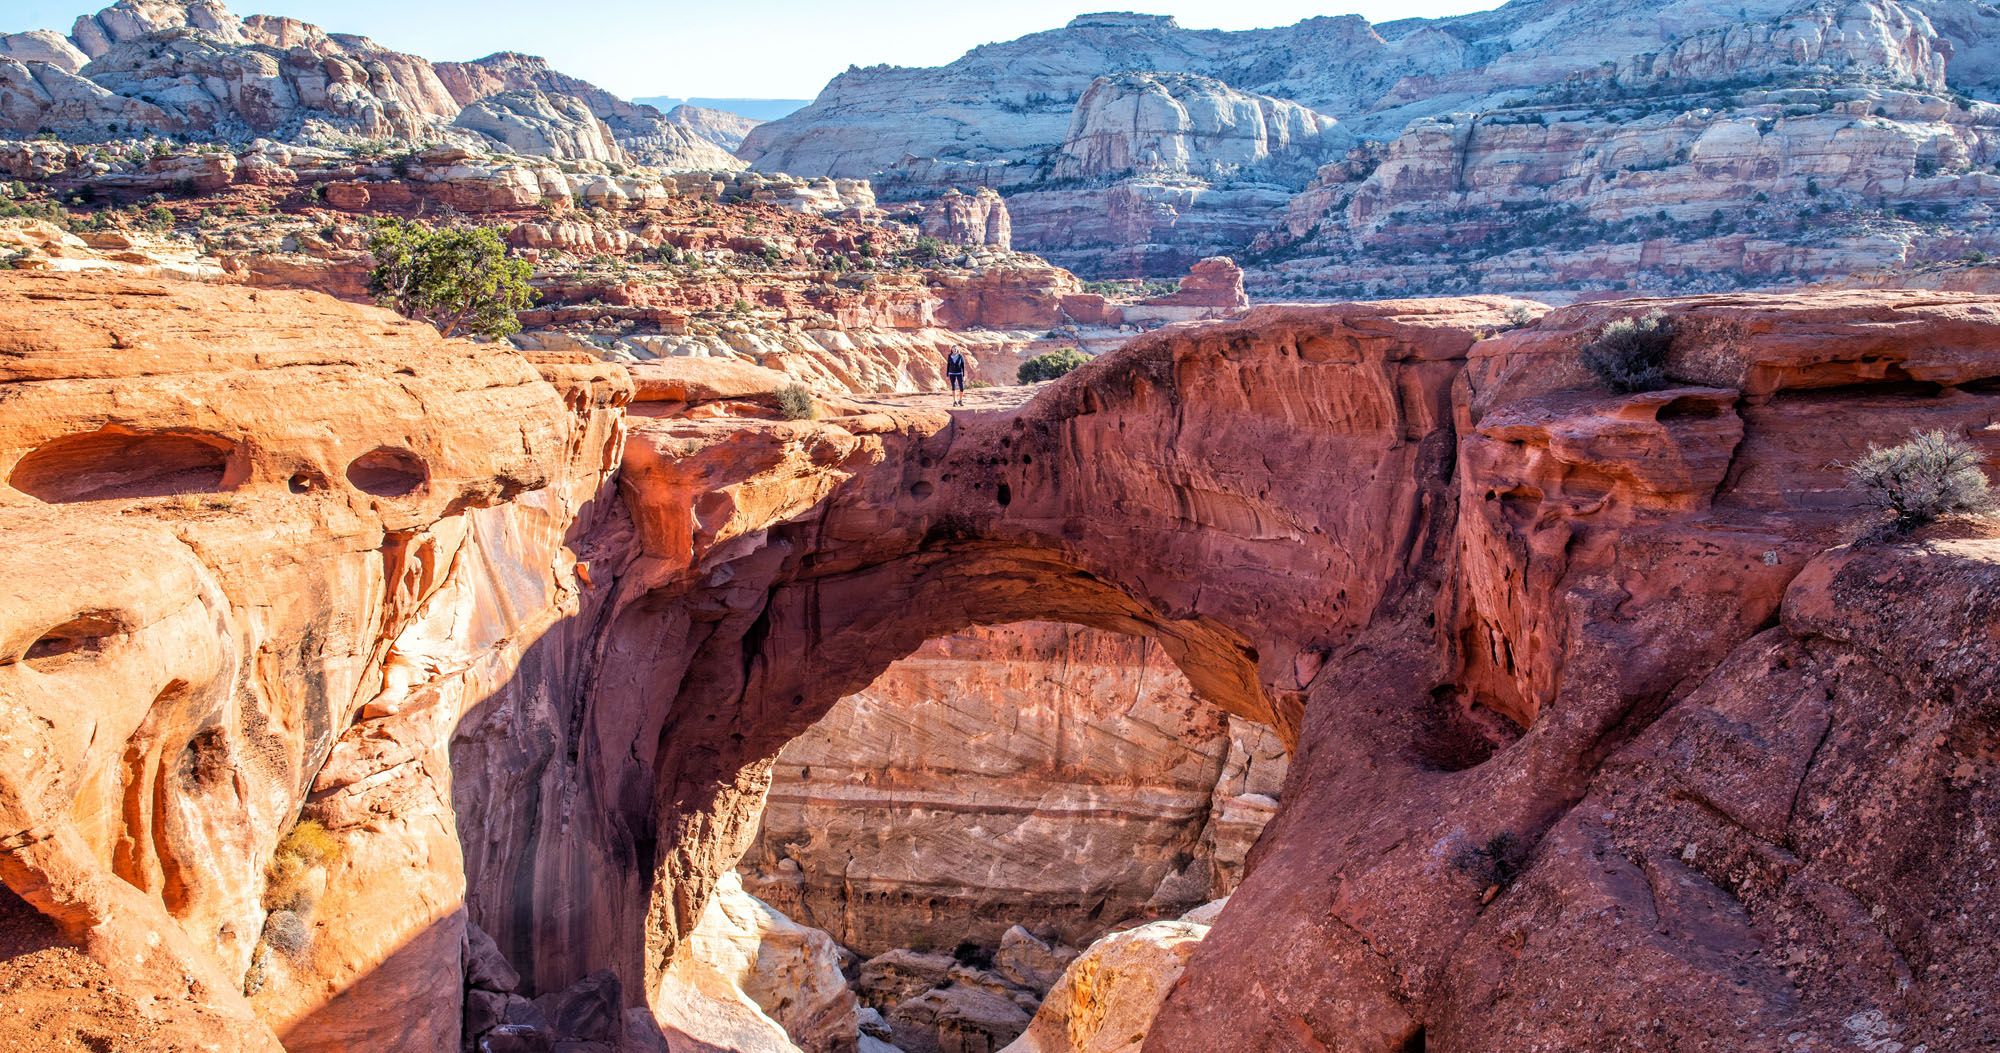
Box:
5;272;2000;1053
741;621;1285;955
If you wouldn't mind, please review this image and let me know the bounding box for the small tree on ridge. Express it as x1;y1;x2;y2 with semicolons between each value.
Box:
368;218;536;340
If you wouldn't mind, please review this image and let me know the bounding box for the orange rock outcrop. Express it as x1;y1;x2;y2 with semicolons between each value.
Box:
4;273;2000;1053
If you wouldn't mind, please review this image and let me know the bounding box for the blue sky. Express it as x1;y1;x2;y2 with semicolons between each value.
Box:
10;1;1502;101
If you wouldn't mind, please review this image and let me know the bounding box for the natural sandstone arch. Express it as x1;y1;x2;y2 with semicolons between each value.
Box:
572;301;1517;1005
10;276;1997;1053
496;292;2000;1053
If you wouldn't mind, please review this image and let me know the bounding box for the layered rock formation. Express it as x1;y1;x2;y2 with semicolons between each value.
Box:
741;622;1284;955
661;105;763;153
6;270;2000;1053
916;187;1011;250
0;0;748;167
435;52;748;170
0;127;1128;398
743;0;2000;289
4;0;462;143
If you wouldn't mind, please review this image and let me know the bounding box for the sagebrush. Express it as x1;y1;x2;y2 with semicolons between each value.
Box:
775;383;817;420
1845;429;1992;534
1018;348;1090;384
1580;310;1674;393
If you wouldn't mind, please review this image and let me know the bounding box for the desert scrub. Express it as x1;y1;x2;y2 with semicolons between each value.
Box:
1017;348;1090;384
775;383;817;421
1845;429;1992;535
261;909;311;958
1580;309;1674;393
251;819;340;970
264;819;339;912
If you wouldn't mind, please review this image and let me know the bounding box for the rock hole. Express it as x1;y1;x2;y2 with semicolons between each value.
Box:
288;470;327;494
344;447;428;497
909;481;935;500
19;611;127;671
1656;395;1726;420
9;427;234;503
995;482;1011;507
1020;454;1032;465
1414;685;1525;772
178;725;232;789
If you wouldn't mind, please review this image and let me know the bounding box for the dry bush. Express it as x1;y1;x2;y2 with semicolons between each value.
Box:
1580;309;1674;393
261;909;310;959
775;383;817;421
264;819;339;913
1845;429;1992;535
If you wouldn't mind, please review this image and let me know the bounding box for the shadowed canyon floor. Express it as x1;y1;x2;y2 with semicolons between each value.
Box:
1;273;1998;1053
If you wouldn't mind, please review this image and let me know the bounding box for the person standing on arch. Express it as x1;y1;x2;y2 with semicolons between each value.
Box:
944;347;968;406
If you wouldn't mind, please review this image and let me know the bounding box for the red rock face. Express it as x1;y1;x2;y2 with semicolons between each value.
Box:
6;274;2000;1053
1139;256;1247;309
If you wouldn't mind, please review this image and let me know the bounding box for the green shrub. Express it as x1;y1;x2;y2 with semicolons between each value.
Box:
1017;348;1090;384
775;383;816;421
367;218;536;340
1580;310;1674;393
1845;429;1992;535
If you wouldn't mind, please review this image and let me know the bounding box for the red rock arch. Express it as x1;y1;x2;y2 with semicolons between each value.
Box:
590;301;1512;997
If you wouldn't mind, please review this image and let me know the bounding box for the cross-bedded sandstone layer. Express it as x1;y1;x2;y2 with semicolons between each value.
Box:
2;274;1998;1052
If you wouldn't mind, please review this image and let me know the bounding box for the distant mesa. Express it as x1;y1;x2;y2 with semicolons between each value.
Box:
633;97;812;122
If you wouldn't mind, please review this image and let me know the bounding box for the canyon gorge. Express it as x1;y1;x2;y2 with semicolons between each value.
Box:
1;1;1999;1052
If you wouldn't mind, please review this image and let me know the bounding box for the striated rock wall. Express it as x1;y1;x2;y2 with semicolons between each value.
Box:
740;622;1285;956
1050;72;1334;184
917;187;1012;250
